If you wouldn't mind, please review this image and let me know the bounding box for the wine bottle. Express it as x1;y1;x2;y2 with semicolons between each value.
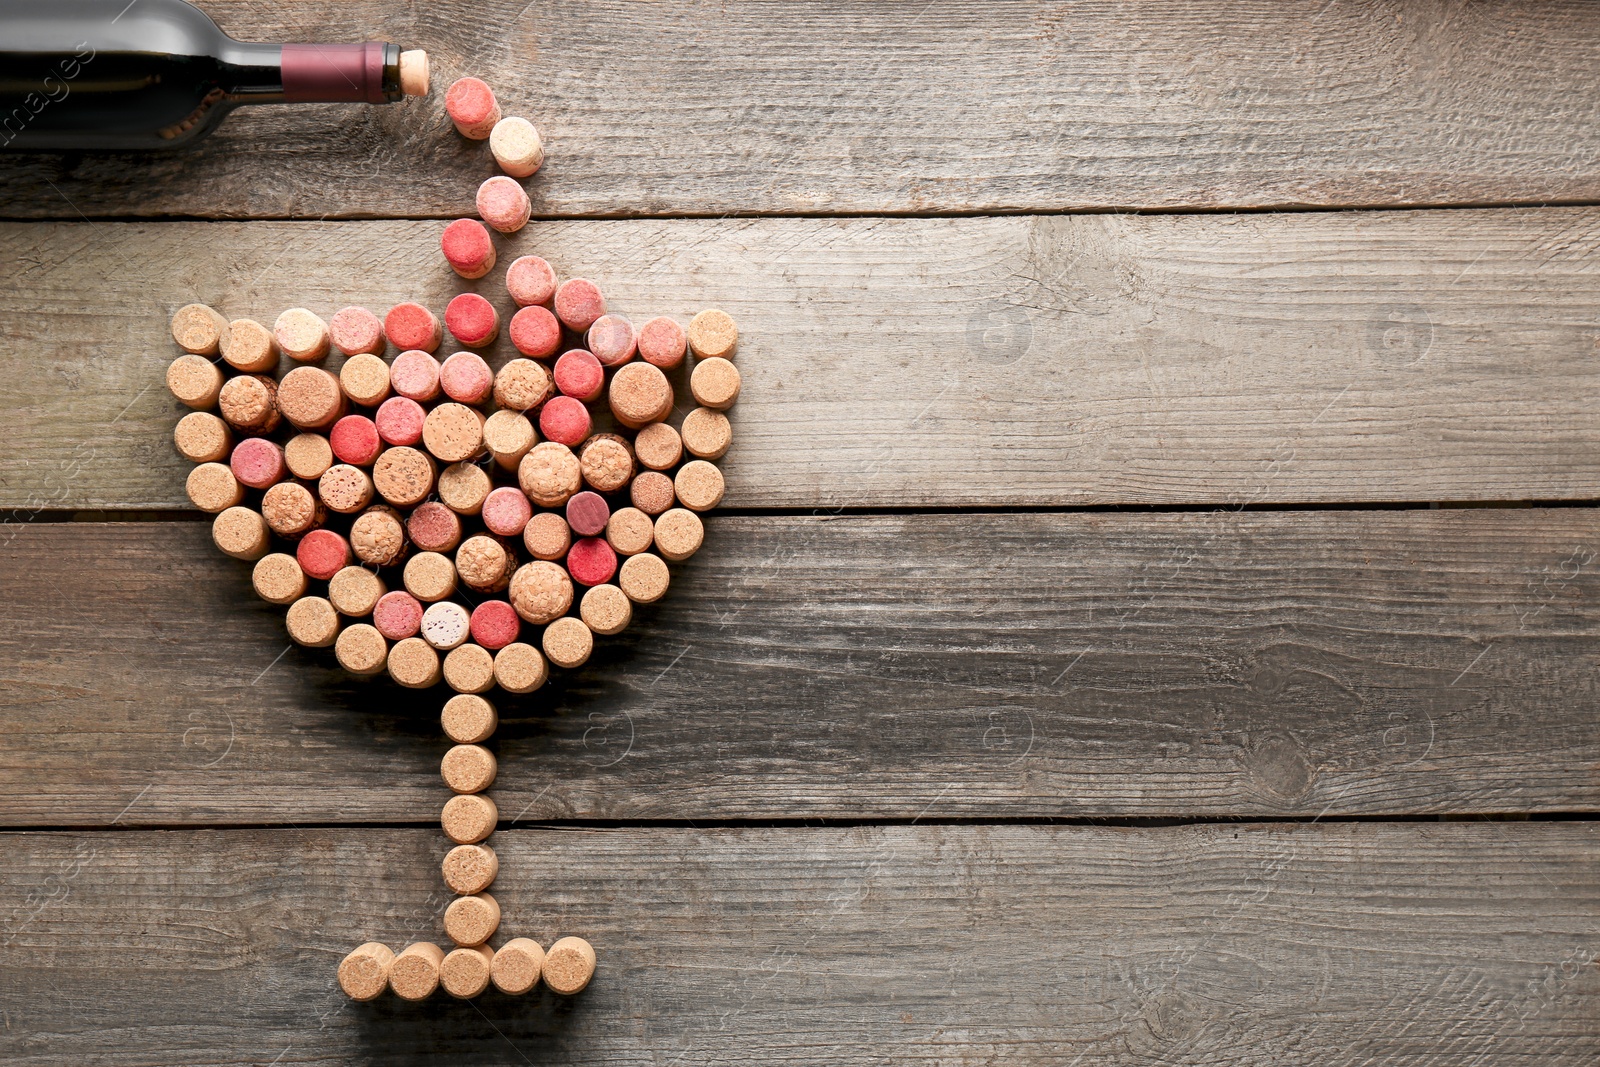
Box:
0;0;428;151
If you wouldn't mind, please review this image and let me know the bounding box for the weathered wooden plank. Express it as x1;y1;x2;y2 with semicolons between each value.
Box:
3;1;1599;218
0;823;1594;1065
2;509;1596;825
4;208;1600;511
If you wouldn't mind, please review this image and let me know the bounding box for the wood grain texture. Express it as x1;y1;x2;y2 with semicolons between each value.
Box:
3;510;1597;826
1;823;1595;1065
2;1;1600;218
4;208;1600;511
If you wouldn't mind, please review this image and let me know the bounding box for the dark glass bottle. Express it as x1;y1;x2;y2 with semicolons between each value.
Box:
0;0;427;151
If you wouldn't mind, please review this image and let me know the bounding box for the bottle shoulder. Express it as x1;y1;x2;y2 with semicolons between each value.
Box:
0;0;229;56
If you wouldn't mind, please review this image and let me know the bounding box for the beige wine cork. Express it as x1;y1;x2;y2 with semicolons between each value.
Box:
442;744;498;795
690;356;741;410
608;362;674;429
399;49;429;96
328;565;386;616
339;352;392;407
580;583;632;635
274;307;331;363
605;507;654;556
187;462;244;513
687;309;738;360
490;116;544;178
171;303;230;355
350;505;409;567
219;317;278;373
218;374;280;435
509;561;573;624
404;551;458;603
212;506;270;561
319;463;375;515
166;353;224;409
278;366;346;431
442;843;498;895
618;552;670;604
493;358;553;411
518;442;582;508
373;446;436;508
252;553;307;605
629;471;676;516
422;402;486;463
653;508;705;562
444;643;496;694
422;600;472;651
335;623;389;676
442;694;497;744
174;411;233;464
442;792;497;844
491;938;545;996
675;460;726;512
262;480;323;538
444;892;500;947
456;534;514;594
338;942;395;1002
286;596;340;648
522;511;571;561
542;936;596;996
438;461;492;515
440;944;495;999
681;407;732;460
493;642;548;694
389;636;442;688
389;942;444;1001
579;434;634;493
283;433;334;480
633;422;683;471
483;409;536;470
542;616;593;669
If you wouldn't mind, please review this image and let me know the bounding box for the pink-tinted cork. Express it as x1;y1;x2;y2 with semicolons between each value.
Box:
506;256;557;307
442;219;496;280
297;528;352;581
566;491;610;538
385;303;443;354
586;314;637;368
482;486;533;538
554;278;605;332
553;348;604;402
229;437;285;490
469;600;522;650
446;76;500;139
509;305;561;359
476;175;531;234
566;537;618;587
408;501;464;554
637;316;687;368
329;415;382;467
539;395;592;447
375;395;427;446
329;306;386;356
373;590;424;640
390;350;442;403
439;350;495;405
445;294;500;350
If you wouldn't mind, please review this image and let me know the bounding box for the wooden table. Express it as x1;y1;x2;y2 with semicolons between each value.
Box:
2;2;1597;1062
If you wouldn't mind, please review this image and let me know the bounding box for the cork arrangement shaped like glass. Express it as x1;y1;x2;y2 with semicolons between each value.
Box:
165;74;743;1005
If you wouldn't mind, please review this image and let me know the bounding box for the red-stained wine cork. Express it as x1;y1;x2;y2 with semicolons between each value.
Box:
220;318;278;373
618;552;670;604
286;595;340;648
278;366;346;431
385;303;443;354
230;437;286;490
580;583;632;635
675;460;726;512
542;615;593;669
330;415;382;467
637;316;687;369
509;560;573;624
565;491;610;538
491;939;545;996
554;278;605;332
493;359;553;412
351;505;408;567
218;374;280;435
444;890;500;946
423;403;486;463
440;945;495;1000
483;409;536;470
469;601;521;651
446;76;500;139
186;462;243;513
335;623;388;677
297;528;353;581
213;505;270;561
553;348;604;402
339;353;391;408
654;508;705;562
687;309;739;360
490;116;544;178
605;507;654;556
609;362;674;429
476;175;531;234
319;463;375;515
522;511;571;561
389;942;444;1002
480;487;532;539
438;461;492;515
373;590;424;641
328;566;386;617
539;395;591;448
275;308;331;363
542;936;596;996
338;942;395;1002
329;306;386;357
405;551;458;603
252;552;307;605
375;396;427;447
493;641;548;693
444;643;496;694
518;442;582;507
439;350;495;404
509;305;561;359
442;694;497;744
408;501;463;554
446;292;500;350
174;411;233;464
167;354;224;410
629;470;676;515
171;303;229;356
587;314;637;368
261;480;323;539
442;792;497;844
681;407;732;460
390;636;442;689
390;350;442;404
423;600;472;651
566;537;617;587
441;744;497;795
690;357;741;410
443;843;499;895
579;434;634;493
506;255;557;307
373;446;436;508
633;422;683;472
442;219;496;280
284;433;334;480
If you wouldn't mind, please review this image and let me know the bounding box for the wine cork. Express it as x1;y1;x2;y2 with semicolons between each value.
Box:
566;537;618;587
218;374;280;435
587;314;637;367
212;506;270;561
554;279;605;332
375;396;427;446
675;460;726;511
518;442;582;507
444;643;496;694
422;600;472;651
275;308;331;363
338;353;391;408
523;511;571;561
252;552;307;605
438;461;492;515
439;351;495;406
389;942;444;1002
444;891;500;946
186;462;244;513
385;303;443;354
171;303;229;356
408;501;463;554
476;175;531;234
440;945;495;1000
351;505;408;567
629;470;676;515
490;116;544;178
690;357;741;410
442;219;496;280
338;942;395;1002
509;305;561;359
284;433;333;480
506;255;556;307
681;407;732;460
457;534;514;593
441;792;497;844
566;491;610;538
261;480;323;538
543;936;596;996
319;463;375;515
469;601;522;651
330;415;382;467
482;487;533;539
579;434;634;493
633;422;683;471
297;528;353;581
483;409;536;470
688;309;739;360
605;507;654;556
654;508;705;562
442;843;498;895
166;354;224;409
619;552;670;604
442;693;498;744
220;318;278;373
329;306;386;357
542;616;593;669
278;366;346;431
404;551;458;602
493;358;554;412
445;294;502;350
553;348;604;402
493;641;547;694
423;403;486;463
230;437;285;490
373;590;424;640
441;744;497;794
509;561;573;624
328;565;386;617
286;596;340;648
580;583;632;636
638;316;687;369
373;446;436;508
174;411;233;464
446;76;500;139
335;623;388;676
399;49;429;95
389;636;442;688
491;939;546;996
390;350;442;403
609;362;674;429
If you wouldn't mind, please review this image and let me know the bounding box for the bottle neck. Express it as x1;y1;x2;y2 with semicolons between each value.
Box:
222;41;401;105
